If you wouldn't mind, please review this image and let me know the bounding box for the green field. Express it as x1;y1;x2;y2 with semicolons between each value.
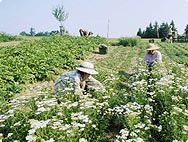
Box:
0;36;188;142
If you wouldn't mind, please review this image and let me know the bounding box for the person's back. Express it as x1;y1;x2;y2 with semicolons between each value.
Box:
54;70;82;95
54;62;105;96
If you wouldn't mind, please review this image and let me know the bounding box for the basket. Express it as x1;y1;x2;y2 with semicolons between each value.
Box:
99;44;108;54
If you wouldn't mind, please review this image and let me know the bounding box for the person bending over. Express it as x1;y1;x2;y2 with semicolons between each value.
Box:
54;61;105;95
143;43;162;67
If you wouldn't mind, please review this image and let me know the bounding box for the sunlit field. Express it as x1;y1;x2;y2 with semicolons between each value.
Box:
0;36;188;142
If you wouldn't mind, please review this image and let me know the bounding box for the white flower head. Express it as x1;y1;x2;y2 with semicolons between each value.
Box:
79;138;87;142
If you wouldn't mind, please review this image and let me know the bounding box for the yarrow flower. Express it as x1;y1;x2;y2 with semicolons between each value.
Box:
183;125;188;131
173;106;183;113
26;135;36;142
46;138;55;142
135;137;144;142
79;138;87;142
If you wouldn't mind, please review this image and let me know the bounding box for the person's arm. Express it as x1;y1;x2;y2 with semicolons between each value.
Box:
143;54;148;64
86;76;105;91
156;51;162;63
144;53;151;65
54;77;62;95
74;76;84;95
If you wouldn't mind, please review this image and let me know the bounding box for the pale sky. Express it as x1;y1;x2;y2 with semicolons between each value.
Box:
0;0;188;38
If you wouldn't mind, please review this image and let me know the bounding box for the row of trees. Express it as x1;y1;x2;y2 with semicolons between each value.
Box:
137;20;188;38
19;28;68;36
19;3;69;37
136;20;178;38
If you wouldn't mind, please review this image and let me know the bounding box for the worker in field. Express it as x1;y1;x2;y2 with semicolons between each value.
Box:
54;61;105;95
143;43;162;67
144;44;162;94
168;24;174;43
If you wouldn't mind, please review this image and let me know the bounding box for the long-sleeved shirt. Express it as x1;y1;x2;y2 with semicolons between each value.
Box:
143;50;162;65
54;70;105;95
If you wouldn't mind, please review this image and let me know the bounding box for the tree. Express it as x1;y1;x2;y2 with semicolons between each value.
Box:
158;22;169;38
169;20;177;32
52;4;68;35
153;21;159;38
35;31;50;36
30;27;36;36
137;28;142;37
19;31;29;36
185;24;188;36
144;22;155;38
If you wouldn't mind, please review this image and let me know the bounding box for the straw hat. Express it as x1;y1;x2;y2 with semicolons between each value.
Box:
76;62;98;75
146;43;160;50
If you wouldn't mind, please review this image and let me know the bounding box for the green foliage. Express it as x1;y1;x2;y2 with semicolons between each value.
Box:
1;40;188;142
0;33;22;42
185;24;188;36
137;20;178;38
52;3;69;35
0;35;108;101
3;111;30;142
52;4;68;23
118;37;141;47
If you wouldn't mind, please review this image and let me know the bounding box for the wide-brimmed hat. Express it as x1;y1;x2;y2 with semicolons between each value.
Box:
76;61;98;75
146;43;160;50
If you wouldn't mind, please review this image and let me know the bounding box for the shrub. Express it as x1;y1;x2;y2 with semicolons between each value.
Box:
0;33;22;42
118;37;141;47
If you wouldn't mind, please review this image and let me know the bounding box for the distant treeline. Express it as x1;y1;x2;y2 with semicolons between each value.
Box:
19;27;69;36
137;20;188;38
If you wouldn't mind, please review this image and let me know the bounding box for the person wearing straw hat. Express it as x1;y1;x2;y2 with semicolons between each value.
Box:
143;43;162;67
54;61;105;95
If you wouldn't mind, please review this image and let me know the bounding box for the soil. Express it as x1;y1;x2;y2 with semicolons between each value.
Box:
0;41;22;47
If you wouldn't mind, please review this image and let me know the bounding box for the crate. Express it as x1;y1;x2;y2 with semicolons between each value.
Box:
99;44;108;54
149;39;154;43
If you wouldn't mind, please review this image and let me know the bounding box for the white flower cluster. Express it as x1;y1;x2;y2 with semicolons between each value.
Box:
26;119;50;142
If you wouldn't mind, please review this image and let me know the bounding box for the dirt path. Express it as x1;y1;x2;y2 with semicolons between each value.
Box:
86;46;118;63
127;48;141;74
0;41;22;47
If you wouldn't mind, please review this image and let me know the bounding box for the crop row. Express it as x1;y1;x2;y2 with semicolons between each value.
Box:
0;35;108;100
1;40;188;141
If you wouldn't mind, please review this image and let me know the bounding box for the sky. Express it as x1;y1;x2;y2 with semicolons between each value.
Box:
0;0;188;38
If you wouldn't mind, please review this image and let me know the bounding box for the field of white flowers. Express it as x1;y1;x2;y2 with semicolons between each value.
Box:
0;40;188;142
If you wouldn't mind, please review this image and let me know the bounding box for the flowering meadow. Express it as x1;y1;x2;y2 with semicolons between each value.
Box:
0;37;188;142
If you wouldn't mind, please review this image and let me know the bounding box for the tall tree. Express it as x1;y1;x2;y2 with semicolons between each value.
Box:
169;20;177;32
19;31;29;36
153;21;159;38
144;22;154;38
158;22;169;38
137;28;142;37
30;27;36;36
52;4;69;35
185;24;188;36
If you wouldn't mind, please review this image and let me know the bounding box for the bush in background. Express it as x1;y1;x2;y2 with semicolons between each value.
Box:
0;33;22;42
118;36;141;47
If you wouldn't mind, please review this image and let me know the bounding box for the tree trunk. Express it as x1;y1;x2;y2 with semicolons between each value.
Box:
59;26;64;36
